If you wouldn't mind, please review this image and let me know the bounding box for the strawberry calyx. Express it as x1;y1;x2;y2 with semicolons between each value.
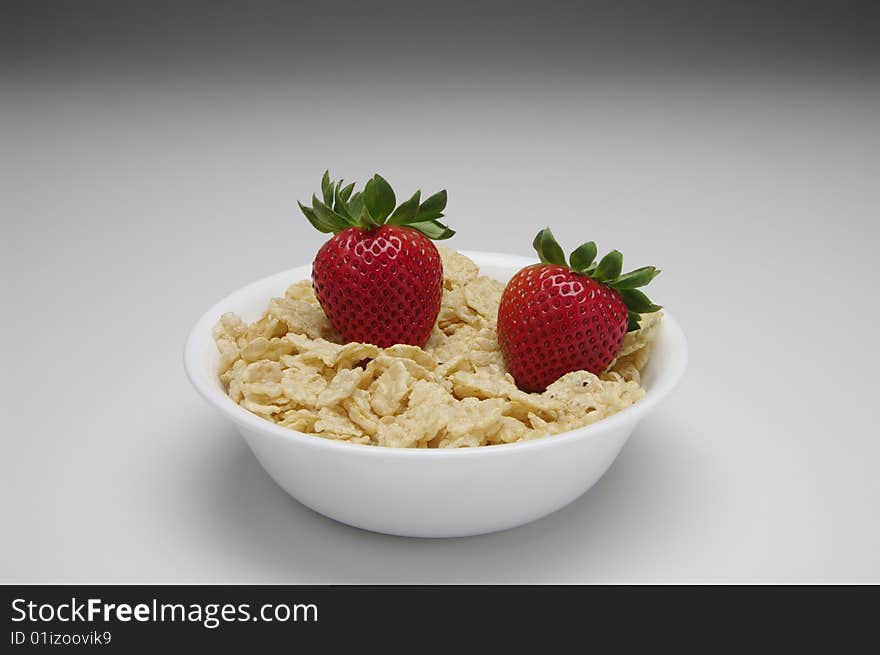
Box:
532;228;662;332
298;170;454;240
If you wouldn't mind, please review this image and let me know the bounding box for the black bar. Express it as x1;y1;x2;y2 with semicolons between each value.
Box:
2;585;877;649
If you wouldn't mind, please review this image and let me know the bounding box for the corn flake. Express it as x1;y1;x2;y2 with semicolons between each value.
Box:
437;245;479;289
214;250;659;448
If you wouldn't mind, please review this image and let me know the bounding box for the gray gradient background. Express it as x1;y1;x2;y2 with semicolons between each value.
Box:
2;1;879;582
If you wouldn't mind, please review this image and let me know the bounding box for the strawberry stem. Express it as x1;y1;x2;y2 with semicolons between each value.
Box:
531;228;662;332
299;171;454;240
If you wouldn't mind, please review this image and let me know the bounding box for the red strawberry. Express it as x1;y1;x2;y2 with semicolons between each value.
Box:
298;171;453;347
497;228;661;392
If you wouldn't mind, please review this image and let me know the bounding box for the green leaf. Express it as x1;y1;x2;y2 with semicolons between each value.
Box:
388;190;422;225
332;181;359;226
321;170;334;206
612;266;660;289
346;192;368;227
347;191;363;215
570;241;597;272
339;181;355;203
348;190;376;227
408;219;455;240
417;189;447;221
627;311;642;332
363;174;396;224
311;195;350;232
594;250;623;282
359;208;377;227
333;180;350;219
532;228;567;266
299;200;336;233
619;288;662;314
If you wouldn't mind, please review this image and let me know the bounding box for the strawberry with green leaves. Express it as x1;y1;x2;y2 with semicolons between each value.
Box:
298;171;453;348
497;228;661;392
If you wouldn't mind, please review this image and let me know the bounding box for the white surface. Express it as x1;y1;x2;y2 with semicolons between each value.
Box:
3;72;879;582
184;253;687;537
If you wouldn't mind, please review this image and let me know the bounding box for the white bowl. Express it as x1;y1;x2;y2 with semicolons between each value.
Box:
184;251;687;537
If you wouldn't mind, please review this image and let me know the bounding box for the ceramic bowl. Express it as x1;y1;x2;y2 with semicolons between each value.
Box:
184;251;687;537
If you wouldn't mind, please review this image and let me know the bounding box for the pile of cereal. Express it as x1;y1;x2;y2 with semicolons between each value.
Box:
214;247;661;448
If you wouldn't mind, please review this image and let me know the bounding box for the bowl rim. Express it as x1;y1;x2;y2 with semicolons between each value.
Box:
184;250;688;458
